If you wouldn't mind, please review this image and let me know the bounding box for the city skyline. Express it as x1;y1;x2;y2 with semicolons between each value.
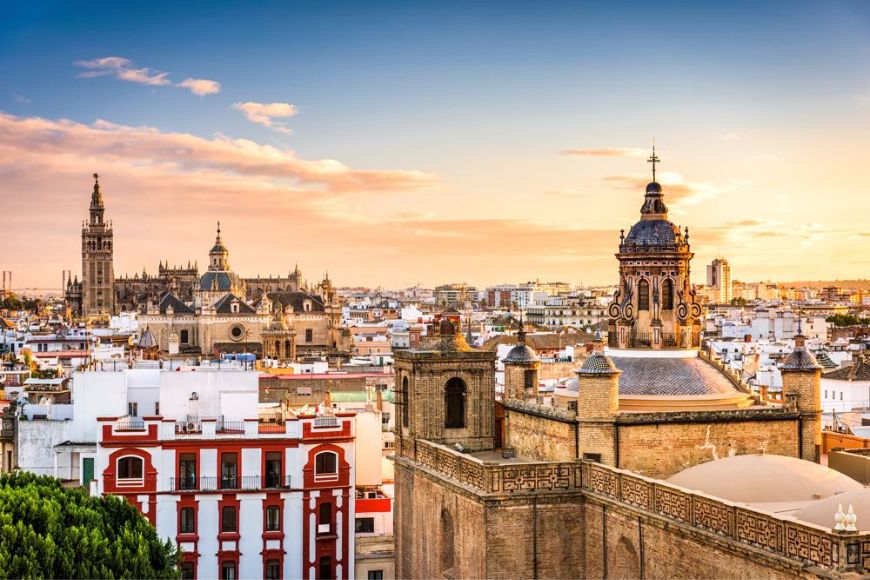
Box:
3;1;870;290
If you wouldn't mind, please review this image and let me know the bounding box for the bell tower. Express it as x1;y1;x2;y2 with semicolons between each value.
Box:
607;148;702;349
394;315;497;455
81;173;115;317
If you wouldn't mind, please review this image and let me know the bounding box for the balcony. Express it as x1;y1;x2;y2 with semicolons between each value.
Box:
168;474;292;492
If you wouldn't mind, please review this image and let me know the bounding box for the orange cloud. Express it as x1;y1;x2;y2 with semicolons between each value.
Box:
177;78;221;96
232;102;298;133
75;56;171;86
560;147;647;158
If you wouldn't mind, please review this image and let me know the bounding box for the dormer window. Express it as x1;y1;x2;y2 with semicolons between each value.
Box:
231;301;239;314
304;300;312;312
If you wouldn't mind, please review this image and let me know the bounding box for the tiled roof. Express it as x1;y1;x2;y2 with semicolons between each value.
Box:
610;355;741;396
814;351;839;369
213;293;257;315
482;332;594;352
824;358;870;381
158;293;194;315
622;219;682;248
267;292;325;313
199;270;242;292
578;353;619;375
503;344;538;364
781;349;822;372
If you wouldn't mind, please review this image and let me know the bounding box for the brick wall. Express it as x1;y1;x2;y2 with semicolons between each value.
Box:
505;407;577;462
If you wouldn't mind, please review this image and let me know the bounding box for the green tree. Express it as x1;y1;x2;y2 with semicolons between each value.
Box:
0;472;179;579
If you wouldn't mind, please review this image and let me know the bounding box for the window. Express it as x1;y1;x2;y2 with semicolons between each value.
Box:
524;369;536;389
180;507;195;534
265;451;282;488
841;392;844;401
355;517;375;534
662;279;674;310
127;402;138;417
825;390;828;399
583;453;602;462
180;329;189;344
368;571;384;580
265;560;281;580
305;329;313;342
180;562;195;580
154;402;160;415
314;452;338;480
221;561;236;580
221;453;238;489
445;377;466;429
317;556;332;580
401;377;410;428
441;509;454;575
179;453;197;490
231;325;243;339
318;502;332;535
266;505;281;531
221;506;237;533
117;456;143;480
637;279;650;311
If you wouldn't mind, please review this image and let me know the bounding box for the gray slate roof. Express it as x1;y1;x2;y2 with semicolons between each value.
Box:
824;358;870;381
267;291;325;313
213;293;257;315
578;353;620;375
158;293;194;315
503;344;538;364
610;355;741;396
781;349;822;372
814;351;839;369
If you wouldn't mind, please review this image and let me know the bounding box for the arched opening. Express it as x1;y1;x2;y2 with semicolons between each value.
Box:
314;451;338;482
117;456;143;481
444;378;466;429
662;279;674;310
637;279;650;311
611;536;640;579
401;376;410;428
284;340;292;356
441;508;455;576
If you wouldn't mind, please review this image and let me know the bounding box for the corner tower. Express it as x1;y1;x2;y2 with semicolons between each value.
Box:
81;173;115;317
607;148;702;349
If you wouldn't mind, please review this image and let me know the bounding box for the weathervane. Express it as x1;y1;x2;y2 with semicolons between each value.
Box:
647;144;660;182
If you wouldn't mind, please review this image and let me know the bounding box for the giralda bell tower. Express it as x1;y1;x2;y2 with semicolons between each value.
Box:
81;173;115;317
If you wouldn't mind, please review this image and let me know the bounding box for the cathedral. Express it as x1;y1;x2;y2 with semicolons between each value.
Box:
391;155;863;578
66;175;348;359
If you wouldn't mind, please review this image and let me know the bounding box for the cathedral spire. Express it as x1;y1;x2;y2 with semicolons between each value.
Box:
647;143;660;183
89;172;105;225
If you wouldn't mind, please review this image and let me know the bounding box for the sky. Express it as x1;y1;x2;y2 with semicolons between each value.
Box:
2;0;869;291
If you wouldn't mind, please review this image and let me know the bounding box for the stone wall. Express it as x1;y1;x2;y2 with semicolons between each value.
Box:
504;403;577;462
615;413;801;478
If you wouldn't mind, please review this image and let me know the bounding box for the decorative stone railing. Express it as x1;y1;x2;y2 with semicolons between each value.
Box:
580;461;867;573
413;439;581;495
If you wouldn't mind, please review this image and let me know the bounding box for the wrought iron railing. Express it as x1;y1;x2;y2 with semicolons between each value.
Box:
169;475;292;492
115;416;145;431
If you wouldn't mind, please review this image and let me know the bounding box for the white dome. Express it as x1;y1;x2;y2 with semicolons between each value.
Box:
667;454;862;503
797;489;870;531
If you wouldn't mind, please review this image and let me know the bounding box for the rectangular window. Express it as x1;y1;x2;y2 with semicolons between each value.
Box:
265;560;281;580
266;505;281;531
221;561;236;580
305;329;313;342
180;507;195;534
220;453;238;489
128;402;138;417
264;451;282;488
155;402;160;415
367;571;384;580
583;453;602;463
180;562;195;580
179;453;197;490
355;517;375;534
318;557;332;580
318;502;332;535
221;506;237;533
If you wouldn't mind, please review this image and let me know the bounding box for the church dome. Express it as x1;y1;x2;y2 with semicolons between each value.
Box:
622;219;684;249
199;270;243;292
667;454;862;503
504;343;538;364
796;489;870;531
646;181;662;194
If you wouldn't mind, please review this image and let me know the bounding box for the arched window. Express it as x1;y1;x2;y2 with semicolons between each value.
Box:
445;378;466;429
401;376;410;428
637;279;650;311
441;509;455;575
284;340;292;355
662;279;674;310
117;456;143;481
314;451;338;481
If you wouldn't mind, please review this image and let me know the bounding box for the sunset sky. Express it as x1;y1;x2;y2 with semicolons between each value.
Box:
2;1;869;291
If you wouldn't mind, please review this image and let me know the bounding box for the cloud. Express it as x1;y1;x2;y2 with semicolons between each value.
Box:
13;94;31;104
232;102;298;133
177;78;221;96
721;132;741;141
601;172;744;206
560;147;647;158
75;56;170;86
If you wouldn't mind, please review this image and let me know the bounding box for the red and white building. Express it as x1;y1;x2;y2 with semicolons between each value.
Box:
92;370;356;580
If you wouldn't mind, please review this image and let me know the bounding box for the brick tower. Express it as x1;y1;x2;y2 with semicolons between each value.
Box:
781;332;823;462
81;173;115;317
576;352;621;464
394;315;497;454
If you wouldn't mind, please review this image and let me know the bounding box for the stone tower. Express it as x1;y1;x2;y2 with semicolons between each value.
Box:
394;316;497;454
81;173;115;317
576;352;620;465
781;333;823;462
607;148;702;350
503;323;540;401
